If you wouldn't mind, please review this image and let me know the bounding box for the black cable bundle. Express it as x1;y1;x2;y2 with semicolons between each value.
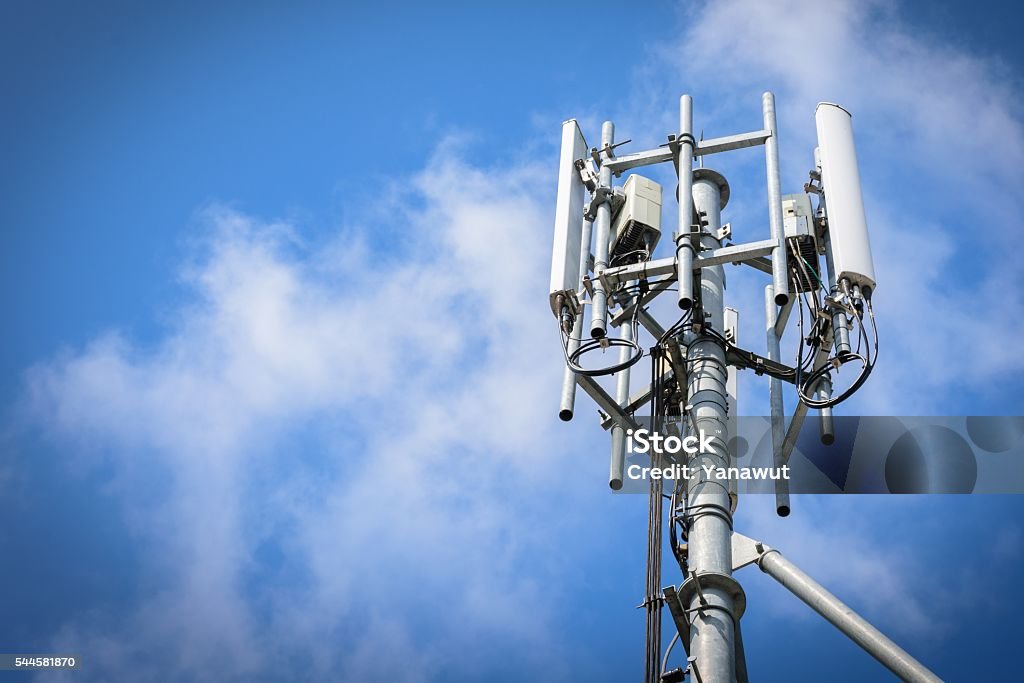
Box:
788;240;879;408
643;348;665;683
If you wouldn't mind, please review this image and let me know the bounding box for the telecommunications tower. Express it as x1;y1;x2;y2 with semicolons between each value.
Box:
549;93;941;682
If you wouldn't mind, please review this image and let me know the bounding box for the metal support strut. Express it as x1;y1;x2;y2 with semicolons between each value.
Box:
732;534;943;683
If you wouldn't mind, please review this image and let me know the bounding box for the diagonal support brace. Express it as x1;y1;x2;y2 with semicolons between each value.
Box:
731;533;943;683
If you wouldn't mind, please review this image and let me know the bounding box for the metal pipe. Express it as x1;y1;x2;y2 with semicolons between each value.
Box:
603;238;777;288
758;550;942;683
780;335;833;464
724;307;740;512
558;312;584;421
684;173;737;683
609;293;635;490
608;426;626;491
817;376;835;445
575;374;640;432
676;95;695;310
764;285;790;517
590;121;615;338
823;225;851;354
781;401;809;464
773;297;794;339
603;128;771;174
559;217;594;420
762;92;790;306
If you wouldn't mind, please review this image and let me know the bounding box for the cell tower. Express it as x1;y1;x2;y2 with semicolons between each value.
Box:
549;93;941;682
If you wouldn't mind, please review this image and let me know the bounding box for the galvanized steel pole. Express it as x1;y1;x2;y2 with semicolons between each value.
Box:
683;171;741;683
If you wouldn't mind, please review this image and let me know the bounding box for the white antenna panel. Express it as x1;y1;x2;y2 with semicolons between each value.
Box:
815;103;876;290
549;119;588;316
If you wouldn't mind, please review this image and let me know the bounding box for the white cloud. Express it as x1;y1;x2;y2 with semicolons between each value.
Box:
26;146;598;680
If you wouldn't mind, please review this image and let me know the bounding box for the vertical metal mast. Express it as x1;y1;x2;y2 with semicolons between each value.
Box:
680;170;742;683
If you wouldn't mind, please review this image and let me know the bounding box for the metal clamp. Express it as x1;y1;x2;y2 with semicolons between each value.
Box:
590;138;633;167
583;185;625;222
674;132;696;151
676;571;747;623
574;158;599;191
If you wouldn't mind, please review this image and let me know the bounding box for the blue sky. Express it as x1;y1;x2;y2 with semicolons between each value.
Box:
1;1;1023;680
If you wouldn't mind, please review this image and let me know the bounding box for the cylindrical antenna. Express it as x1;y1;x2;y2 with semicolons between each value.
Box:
559;215;594;420
675;95;695;309
815;103;876;290
608;428;626;491
817;376;835;445
590;121;615;338
822;227;852;355
764;284;790;517
763;92;790;306
608;293;635;490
